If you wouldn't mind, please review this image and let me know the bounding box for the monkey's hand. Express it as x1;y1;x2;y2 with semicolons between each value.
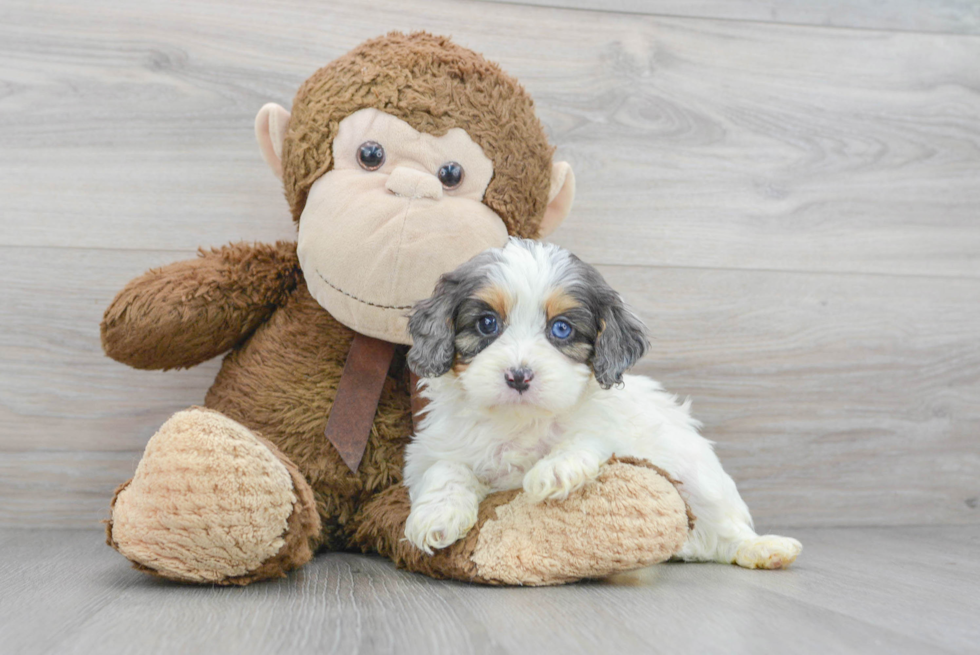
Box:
101;241;300;370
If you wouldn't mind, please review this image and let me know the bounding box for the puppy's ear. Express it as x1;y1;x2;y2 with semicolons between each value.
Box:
409;248;502;378
593;297;648;388
407;277;459;378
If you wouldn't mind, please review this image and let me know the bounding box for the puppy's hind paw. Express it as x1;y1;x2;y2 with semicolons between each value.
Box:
522;451;601;503
735;535;802;570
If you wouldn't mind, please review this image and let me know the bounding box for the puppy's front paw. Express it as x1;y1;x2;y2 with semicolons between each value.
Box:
523;451;601;503
735;535;802;570
405;500;478;555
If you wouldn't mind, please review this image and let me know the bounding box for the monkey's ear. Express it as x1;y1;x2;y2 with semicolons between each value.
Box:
255;103;291;180
538;161;576;237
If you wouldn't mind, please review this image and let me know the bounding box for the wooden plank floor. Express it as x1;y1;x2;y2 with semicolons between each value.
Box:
1;526;978;655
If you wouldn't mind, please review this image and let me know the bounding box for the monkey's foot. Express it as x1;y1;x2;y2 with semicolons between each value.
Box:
107;407;320;585
354;456;692;586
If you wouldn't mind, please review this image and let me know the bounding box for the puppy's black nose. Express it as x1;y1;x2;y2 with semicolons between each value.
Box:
505;367;534;392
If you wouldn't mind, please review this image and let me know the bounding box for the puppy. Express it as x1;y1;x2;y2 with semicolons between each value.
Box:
403;238;801;569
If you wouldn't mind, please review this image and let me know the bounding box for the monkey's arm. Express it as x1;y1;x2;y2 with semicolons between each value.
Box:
101;241;301;370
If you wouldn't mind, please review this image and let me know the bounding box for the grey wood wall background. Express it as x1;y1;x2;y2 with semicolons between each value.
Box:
1;0;978;530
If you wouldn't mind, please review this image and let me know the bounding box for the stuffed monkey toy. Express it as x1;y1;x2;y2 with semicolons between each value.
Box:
102;32;691;586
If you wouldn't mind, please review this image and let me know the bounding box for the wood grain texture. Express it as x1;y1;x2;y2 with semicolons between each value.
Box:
0;451;141;529
1;0;979;277
482;0;980;35
0;526;977;654
613;265;980;528
1;0;979;529
0;247;222;454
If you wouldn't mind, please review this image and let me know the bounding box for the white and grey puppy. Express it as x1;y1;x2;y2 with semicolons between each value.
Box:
404;238;801;569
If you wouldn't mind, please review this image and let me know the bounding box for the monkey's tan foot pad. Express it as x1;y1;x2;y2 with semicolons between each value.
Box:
354;457;691;586
469;458;692;585
107;407;320;585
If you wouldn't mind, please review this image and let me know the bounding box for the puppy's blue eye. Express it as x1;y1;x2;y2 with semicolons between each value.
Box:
550;319;572;340
477;315;499;336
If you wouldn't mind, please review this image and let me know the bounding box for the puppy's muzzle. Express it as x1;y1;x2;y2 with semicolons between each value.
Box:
505;367;534;393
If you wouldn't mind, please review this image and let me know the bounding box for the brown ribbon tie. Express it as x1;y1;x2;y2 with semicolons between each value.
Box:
323;333;396;473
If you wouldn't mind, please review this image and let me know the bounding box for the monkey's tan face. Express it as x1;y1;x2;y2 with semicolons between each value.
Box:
296;109;508;344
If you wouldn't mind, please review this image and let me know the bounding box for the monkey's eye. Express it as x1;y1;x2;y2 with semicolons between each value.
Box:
550;319;573;340
357;141;385;171
476;314;499;337
437;161;464;188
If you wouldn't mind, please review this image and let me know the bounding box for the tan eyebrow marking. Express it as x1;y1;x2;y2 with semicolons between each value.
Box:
475;284;513;321
545;288;581;321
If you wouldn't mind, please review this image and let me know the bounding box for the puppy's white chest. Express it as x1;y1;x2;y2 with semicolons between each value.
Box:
474;422;563;491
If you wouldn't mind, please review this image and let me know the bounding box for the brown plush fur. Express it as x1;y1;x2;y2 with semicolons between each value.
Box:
102;241;301;370
284;31;554;238
350;457;692;586
224;432;322;585
105;428;321;585
204;274;415;551
469;459;691;585
351;481;518;585
613;456;698;533
102;32;690;586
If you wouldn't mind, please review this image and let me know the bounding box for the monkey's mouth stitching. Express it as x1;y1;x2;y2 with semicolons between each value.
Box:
315;269;413;311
